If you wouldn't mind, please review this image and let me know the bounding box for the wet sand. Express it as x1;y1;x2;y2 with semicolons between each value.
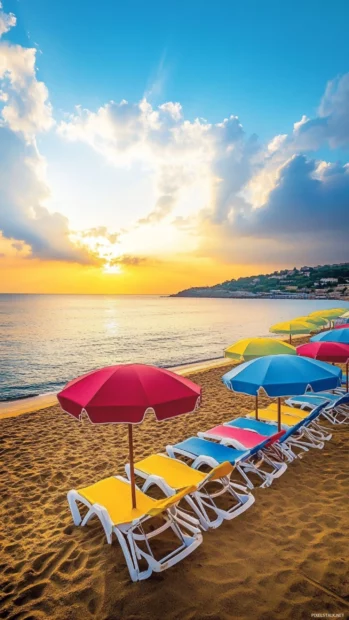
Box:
0;348;348;619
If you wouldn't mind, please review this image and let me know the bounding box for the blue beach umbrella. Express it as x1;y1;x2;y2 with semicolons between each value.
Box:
222;354;342;430
310;328;349;344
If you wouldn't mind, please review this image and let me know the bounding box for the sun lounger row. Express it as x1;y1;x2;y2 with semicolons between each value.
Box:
285;391;349;425
67;401;333;581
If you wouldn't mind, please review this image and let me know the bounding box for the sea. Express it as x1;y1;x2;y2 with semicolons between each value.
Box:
0;294;348;402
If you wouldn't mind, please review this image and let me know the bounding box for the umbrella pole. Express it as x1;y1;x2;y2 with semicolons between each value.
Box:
128;424;137;509
289;334;292;344
277;397;281;432
255;394;259;420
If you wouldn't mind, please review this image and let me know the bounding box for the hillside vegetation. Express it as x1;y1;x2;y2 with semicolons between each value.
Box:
173;263;349;299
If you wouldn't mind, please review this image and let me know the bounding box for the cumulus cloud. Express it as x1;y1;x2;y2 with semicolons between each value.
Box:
0;5;97;264
0;2;15;37
2;0;348;272
58;75;349;266
0;30;53;138
59;99;260;231
265;73;349;158
0;126;97;263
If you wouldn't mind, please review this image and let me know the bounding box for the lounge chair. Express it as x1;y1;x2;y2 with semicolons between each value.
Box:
126;455;254;530
285;392;349;425
224;417;279;436
265;402;332;442
247;405;331;443
225;403;329;462
67;475;202;582
166;436;275;489
255;403;329;461
197;426;287;481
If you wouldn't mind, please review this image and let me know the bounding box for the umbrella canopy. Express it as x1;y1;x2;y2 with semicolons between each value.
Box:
270;319;317;343
340;311;349;319
333;323;349;329
224;337;296;421
294;315;328;327
224;338;296;361
297;341;349;363
222;354;341;397
58;364;202;508
222;354;342;430
58;364;201;423
310;328;349;345
297;341;349;391
309;308;347;319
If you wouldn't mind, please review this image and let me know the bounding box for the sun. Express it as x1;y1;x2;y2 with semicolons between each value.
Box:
103;263;123;274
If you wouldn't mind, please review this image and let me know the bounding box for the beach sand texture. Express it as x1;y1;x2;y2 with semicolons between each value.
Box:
0;363;348;620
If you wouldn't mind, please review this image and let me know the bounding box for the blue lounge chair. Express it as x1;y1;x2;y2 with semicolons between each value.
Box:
166;436;275;489
225;417;280;436
261;403;329;461
286;392;349;425
225;403;329;462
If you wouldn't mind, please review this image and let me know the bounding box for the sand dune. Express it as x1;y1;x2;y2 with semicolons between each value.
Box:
0;358;348;619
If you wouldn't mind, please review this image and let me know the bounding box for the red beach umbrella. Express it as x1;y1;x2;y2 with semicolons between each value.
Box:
332;324;349;329
296;342;349;391
58;364;202;508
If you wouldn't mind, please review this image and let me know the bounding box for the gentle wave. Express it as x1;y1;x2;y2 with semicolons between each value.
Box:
1;294;347;402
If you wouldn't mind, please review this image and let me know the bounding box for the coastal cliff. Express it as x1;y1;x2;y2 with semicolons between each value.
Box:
171;262;349;300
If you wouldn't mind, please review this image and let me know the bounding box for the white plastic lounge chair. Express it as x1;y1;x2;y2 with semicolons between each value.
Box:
251;404;332;444
226;403;328;462
166;436;276;489
68;475;202;582
285;392;349;425
126;455;254;530
254;403;329;462
197;426;287;481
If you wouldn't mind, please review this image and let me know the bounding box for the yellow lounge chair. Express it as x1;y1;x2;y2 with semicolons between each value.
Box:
126;455;254;530
249;407;305;427
68;475;202;582
267;402;309;419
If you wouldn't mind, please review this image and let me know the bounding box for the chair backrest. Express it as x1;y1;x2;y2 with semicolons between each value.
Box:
280;402;327;442
336;393;349;407
203;461;234;482
264;430;285;447
146;484;197;517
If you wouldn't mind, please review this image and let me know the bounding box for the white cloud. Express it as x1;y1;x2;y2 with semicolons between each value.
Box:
1;0;348;271
0;42;53;138
0;2;15;38
0;125;96;262
0;3;96;264
57;71;349;266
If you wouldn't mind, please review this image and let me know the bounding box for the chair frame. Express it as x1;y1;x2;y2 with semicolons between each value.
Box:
166;440;274;490
67;475;202;582
125;454;255;530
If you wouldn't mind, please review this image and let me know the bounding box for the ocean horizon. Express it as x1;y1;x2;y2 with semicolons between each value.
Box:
1;294;348;402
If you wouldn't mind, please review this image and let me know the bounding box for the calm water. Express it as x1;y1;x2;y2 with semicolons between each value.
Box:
0;295;348;401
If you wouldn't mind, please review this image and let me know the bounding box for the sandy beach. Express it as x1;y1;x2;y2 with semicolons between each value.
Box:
0;347;348;620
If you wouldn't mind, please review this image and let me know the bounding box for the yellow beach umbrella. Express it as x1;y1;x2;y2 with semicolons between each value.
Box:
295;315;328;327
224;337;296;361
270;319;317;344
224;337;296;419
309;308;347;319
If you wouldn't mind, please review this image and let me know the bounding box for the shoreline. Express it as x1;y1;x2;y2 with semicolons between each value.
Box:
0;335;312;420
0;356;233;420
171;294;349;301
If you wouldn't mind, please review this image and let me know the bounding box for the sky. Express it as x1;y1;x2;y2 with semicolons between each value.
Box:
0;0;349;294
